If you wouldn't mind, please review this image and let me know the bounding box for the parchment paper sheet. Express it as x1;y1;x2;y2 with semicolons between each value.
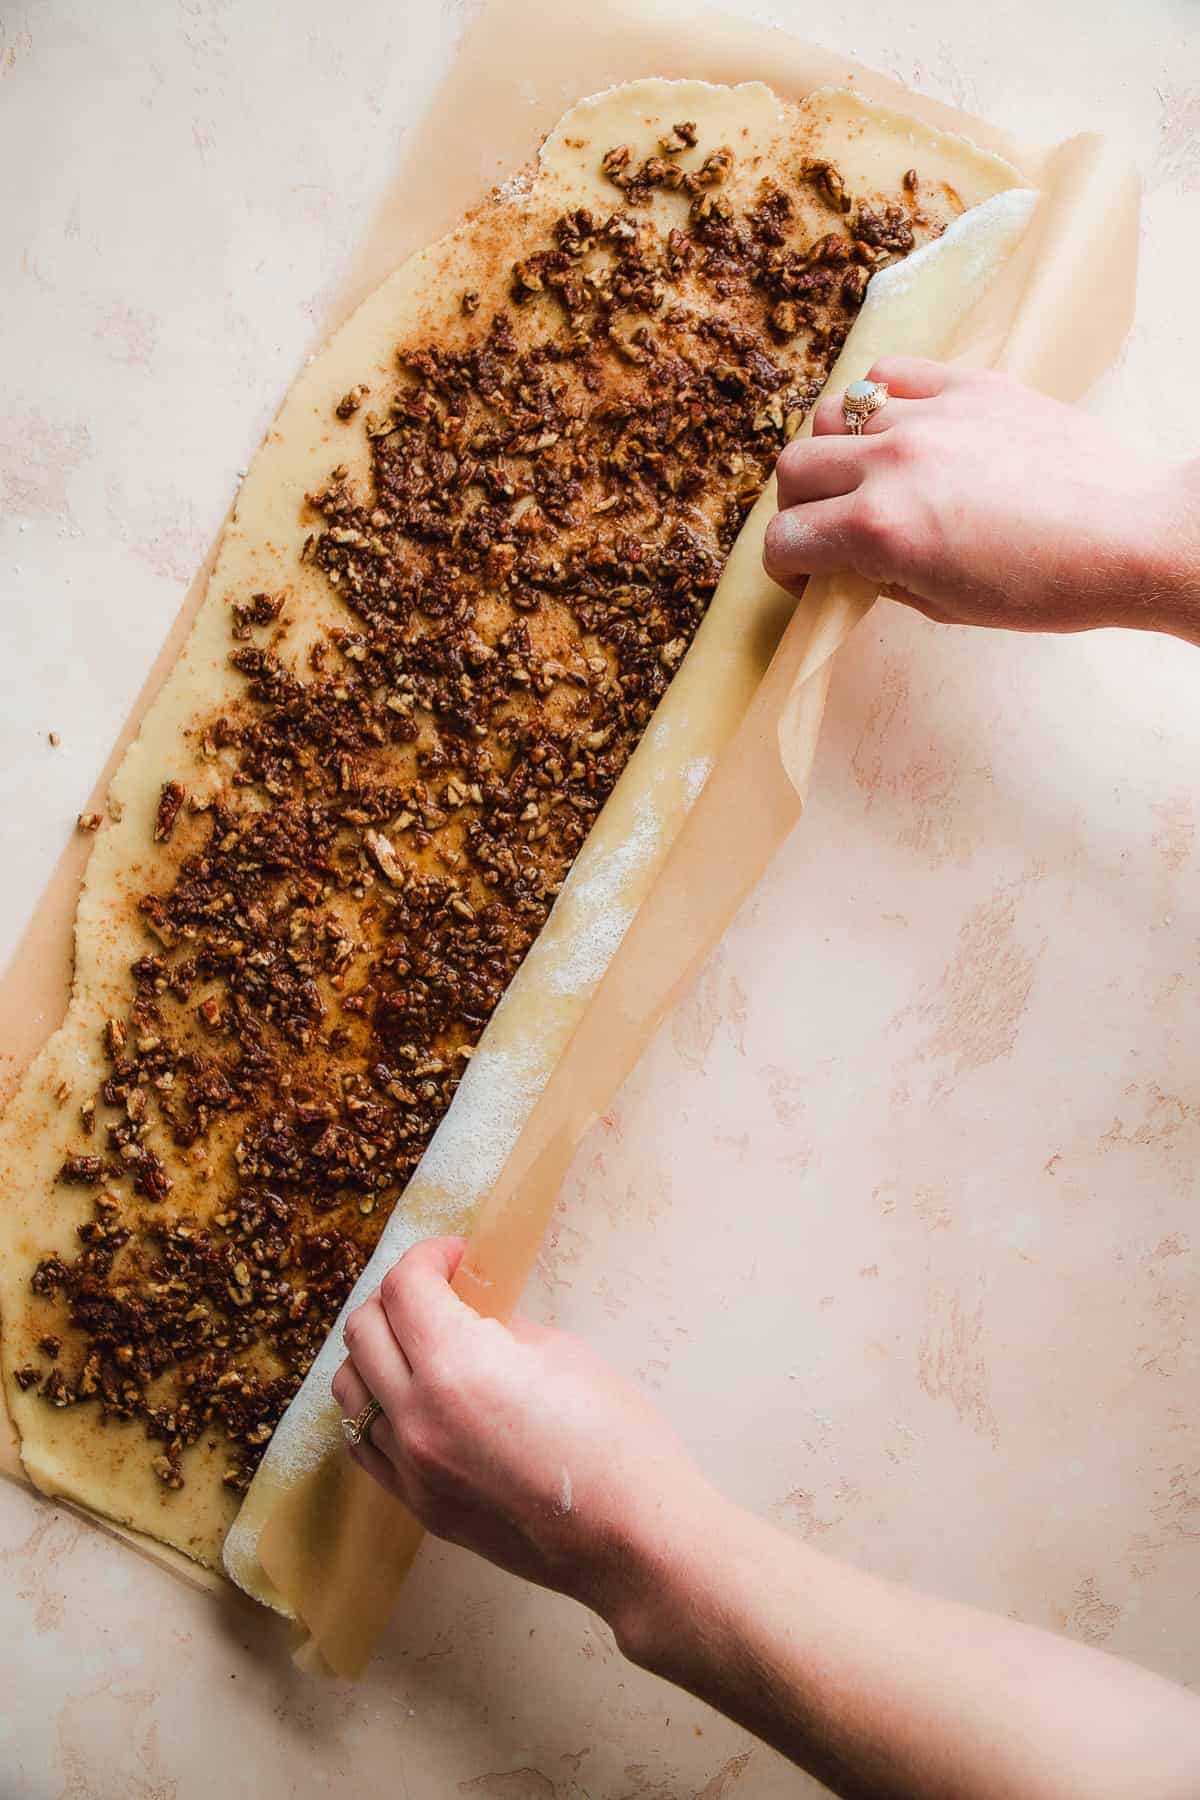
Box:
234;5;1138;1676
0;0;1138;1670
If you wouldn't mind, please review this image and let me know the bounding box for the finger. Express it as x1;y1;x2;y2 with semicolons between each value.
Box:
347;1432;400;1493
810;389;920;439
331;1354;358;1415
377;1235;469;1364
763;495;861;588
332;1353;372;1418
332;1353;398;1474
342;1292;414;1412
334;1356;424;1505
333;1353;393;1444
776;433;880;505
865;355;958;398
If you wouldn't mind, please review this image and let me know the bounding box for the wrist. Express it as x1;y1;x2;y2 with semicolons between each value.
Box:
599;1478;749;1672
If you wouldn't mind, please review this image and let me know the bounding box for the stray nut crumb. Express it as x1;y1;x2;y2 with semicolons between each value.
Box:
336;384;370;420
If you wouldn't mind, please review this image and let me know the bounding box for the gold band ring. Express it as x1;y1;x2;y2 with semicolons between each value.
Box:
341;1396;382;1446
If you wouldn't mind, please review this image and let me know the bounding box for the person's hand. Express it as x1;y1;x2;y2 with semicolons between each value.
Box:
331;1236;715;1628
763;356;1200;639
333;1246;1200;1800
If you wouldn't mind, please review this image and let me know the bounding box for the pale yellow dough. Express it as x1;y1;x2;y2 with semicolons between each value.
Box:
0;77;1024;1577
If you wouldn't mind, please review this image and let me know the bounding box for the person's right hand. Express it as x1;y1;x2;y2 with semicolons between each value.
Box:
331;1236;718;1636
763;357;1200;641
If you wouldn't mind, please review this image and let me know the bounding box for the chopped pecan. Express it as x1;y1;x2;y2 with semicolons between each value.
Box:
364;829;405;886
804;157;850;213
336;384;369;420
659;119;697;154
154;781;186;842
58;1155;103;1185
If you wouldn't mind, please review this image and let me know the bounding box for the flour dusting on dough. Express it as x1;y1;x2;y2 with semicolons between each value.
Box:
417;1033;549;1202
865;187;1037;309
543;758;713;998
544;794;660;995
493;169;535;204
647;708;678;752
683;754;713;805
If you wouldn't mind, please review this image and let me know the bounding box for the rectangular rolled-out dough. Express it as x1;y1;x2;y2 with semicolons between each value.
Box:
0;76;1024;1591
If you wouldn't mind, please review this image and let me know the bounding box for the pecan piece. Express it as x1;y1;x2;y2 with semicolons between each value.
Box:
58;1155;103;1185
335;383;369;420
364;829;405;886
154;781;185;842
600;144;633;184
804;158;851;214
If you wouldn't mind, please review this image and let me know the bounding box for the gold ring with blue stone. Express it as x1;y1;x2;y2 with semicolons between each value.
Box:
842;378;889;434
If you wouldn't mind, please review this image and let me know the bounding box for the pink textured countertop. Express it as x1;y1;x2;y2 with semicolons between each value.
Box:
1;2;1196;1793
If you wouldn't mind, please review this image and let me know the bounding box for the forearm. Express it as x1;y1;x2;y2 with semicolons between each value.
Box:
607;1486;1200;1800
334;1240;1199;1796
